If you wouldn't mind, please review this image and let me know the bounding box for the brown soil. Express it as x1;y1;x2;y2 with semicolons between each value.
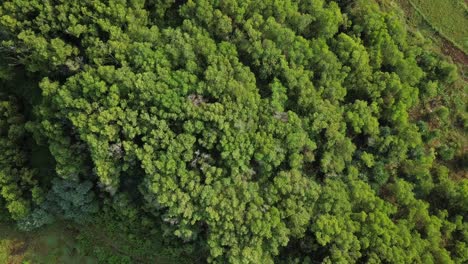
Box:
439;36;468;71
8;240;28;256
7;239;28;264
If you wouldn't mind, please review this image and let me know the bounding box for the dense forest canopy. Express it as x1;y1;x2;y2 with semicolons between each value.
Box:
0;0;466;263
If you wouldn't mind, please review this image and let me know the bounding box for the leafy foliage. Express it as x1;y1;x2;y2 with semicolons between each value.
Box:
0;0;466;263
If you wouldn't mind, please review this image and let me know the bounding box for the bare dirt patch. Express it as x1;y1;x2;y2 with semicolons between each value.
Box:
440;37;468;69
8;239;28;256
7;239;28;264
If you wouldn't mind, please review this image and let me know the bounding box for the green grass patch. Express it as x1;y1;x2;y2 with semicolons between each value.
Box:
409;0;468;54
0;222;96;264
75;211;201;264
0;215;199;264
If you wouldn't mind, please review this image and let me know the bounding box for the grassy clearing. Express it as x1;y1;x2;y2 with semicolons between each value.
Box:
409;0;468;54
0;222;96;264
389;0;467;77
75;211;200;264
0;215;198;264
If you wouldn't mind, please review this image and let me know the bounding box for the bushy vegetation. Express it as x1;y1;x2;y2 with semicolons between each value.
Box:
0;0;466;263
410;0;468;53
1;211;196;264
